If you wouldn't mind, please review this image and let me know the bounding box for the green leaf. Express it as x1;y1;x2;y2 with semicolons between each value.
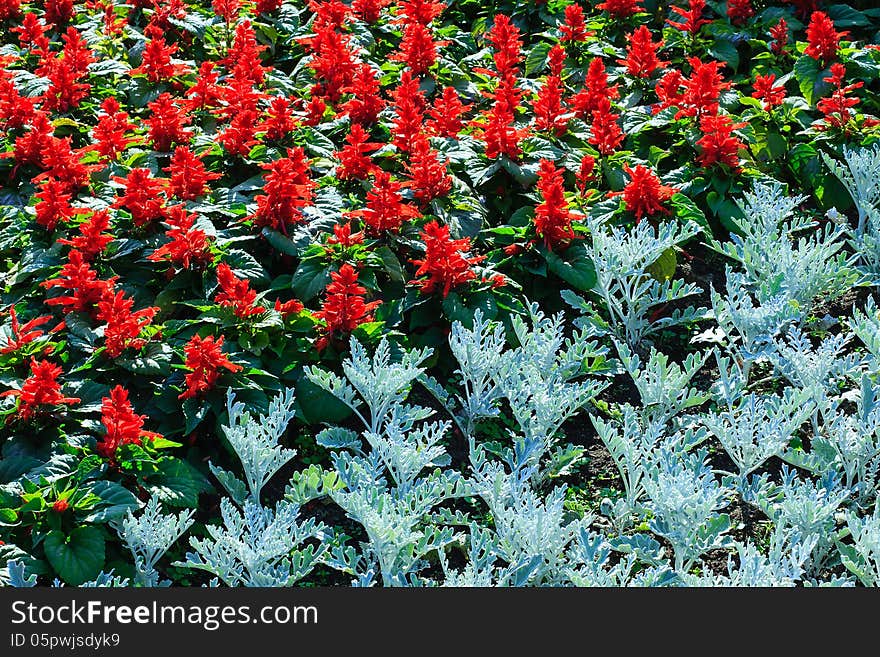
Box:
292;259;331;302
525;42;552;76
709;38;739;72
793;55;831;106
80;481;141;523
543;242;597;292
646;247;677;282
43;527;105;585
296;375;353;424
670;193;710;234
146;458;213;508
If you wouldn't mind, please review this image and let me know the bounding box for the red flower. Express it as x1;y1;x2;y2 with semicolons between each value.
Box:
589;97;624;156
97;385;162;461
0;0;21;21
186;62;224;112
397;0;445;24
352;0;390;22
43;0;73;27
41;250;116;315
178;334;242;400
163;146;220;201
57;209;114;261
326;222;365;248
340;63;386;125
92;98;139;160
667;0;710;35
148;205;213;271
11;12;50;55
97;289;159;358
392;22;441;76
211;0;241;22
314;263;382;350
486;14;522;80
214;262;266;318
130;25;189;83
251;147;315;233
274;298;304;318
391;70;427;153
726;0;753;25
410;221;484;297
36;137;101;192
534;159;579;250
695;113;746;171
612;164;678;221
770;19;789;56
0;69;34;130
51;499;69;513
751;74;786;111
304;22;357;103
112;168;167;227
145;93;193;152
0;358;79;420
404;135;452;204
534;68;569;136
619;26;666;79
348;170;421;233
335;124;381;181
477;100;524;161
11;112;54;167
34;178;76;232
676;57;731;119
817;63;863;131
805;11;845;66
596;0;643;19
427;86;467;137
575;154;596;192
0;307;57;354
572;58;619;119
258;96;298;141
560;4;592;43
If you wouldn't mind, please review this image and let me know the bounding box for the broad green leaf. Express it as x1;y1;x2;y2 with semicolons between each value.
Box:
43;527;105;586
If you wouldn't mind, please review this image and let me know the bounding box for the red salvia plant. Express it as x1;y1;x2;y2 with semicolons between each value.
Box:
404;134;453;204
130;25;189;83
163;146;221;201
148;205;214;272
427;86;467;137
34;178;76;231
533;45;569;136
335;124;381;180
726;0;753;25
340;63;386;125
667;0;710;36
43;0;74;27
391;70;427;153
619;25;666;79
145;93;193;152
11;12;50;56
0;0;21;21
349;170;421;233
410;221;484;297
572;57;619;119
57;209;114;261
575;154;596;193
97;385;161;462
0;307;57;355
178;334;242;400
92;97;139;160
589;97;624;155
112;168;167;227
560;4;592;43
769;19;789;56
186;62;224;112
392;22;443;76
214;262;266;318
258;96;298;141
36;137;101;192
817;63;865;131
695;113;746;171
675;58;731;119
352;0;389;22
752;74;787;111
251;147;315;233
314;263;382;351
0;358;79;421
41;250;117;315
534;158;579;250
596;0;643;19
805;11;845;66
96;288;159;358
612;164;679;221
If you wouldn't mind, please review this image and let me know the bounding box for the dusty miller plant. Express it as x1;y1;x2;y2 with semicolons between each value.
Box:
569;217;705;349
823;143;880;237
177;389;328;587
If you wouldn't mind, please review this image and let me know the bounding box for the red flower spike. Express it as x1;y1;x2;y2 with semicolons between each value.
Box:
274;298;305;318
751;74;787;111
392;22;443;76
41;249;117;316
347;170;421;234
727;0;754;25
214;262;266;318
575;154;596;192
148;205;213;271
259;96;298;142
572;58;619;119
34;178;76;232
391;70;427;153
0;307;54;355
326;222;365;248
619;26;666;79
695;114;747;171
178;335;242;400
0;358;80;420
589;97;624;156
145;93;193;152
596;0;643;19
560;4;593;43
352;0;390;22
667;0;710;35
410;221;484;297
251;147;315;233
534;159;580;250
427;86;467;137
335;124;381;181
163;146;221;201
97;289;159;358
92;97;139;160
112;168;167;227
186;62;224;112
611;164;679;221
805;11;845;66
403;135;453;204
57;209;114;261
130;25;189;83
314;263;382;350
340;63;386;125
97;385;162;462
769;19;789;56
